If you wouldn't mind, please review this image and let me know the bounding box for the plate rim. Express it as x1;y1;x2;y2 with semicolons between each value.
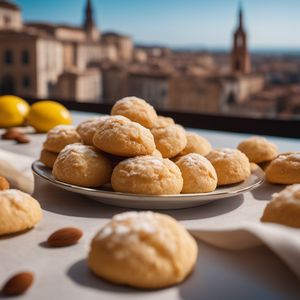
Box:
32;160;265;201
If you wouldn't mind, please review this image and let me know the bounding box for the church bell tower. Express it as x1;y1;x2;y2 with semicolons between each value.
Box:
231;4;251;74
83;0;100;41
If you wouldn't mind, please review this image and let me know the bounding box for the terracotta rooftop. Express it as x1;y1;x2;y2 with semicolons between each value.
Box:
26;22;84;32
0;0;20;11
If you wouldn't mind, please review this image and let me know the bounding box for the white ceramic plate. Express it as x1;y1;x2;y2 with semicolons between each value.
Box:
32;161;264;210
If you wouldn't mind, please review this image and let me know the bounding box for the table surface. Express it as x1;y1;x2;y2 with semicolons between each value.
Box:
0;111;300;300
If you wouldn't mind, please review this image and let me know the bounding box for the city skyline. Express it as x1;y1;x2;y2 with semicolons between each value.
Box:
15;0;300;51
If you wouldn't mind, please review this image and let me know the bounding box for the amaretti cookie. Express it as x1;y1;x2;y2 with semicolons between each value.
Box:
261;184;300;228
176;153;217;193
111;96;158;128
206;148;251;186
53;144;112;187
265;152;300;184
0;189;42;235
238;136;278;163
178;132;212;157
151;124;187;158
111;156;183;195
39;149;58;168
93;116;155;157
76;116;109;145
43;125;82;153
152;115;175;128
88;211;198;289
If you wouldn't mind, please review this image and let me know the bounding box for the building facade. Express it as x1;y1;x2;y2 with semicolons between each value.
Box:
0;0;133;102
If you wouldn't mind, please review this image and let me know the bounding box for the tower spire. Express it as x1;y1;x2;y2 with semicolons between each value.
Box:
83;0;100;41
238;2;244;30
83;0;95;30
231;2;251;74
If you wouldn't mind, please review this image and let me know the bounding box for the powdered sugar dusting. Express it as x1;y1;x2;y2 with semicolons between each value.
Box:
116;97;144;108
59;143;99;158
272;184;300;203
220;148;236;155
209;148;238;160
77;116;109;130
48;125;75;134
278;152;300;162
109;115;130;122
180;153;210;167
1;189;25;202
120;156;165;177
95;211;157;243
113;211;156;233
98;226;113;239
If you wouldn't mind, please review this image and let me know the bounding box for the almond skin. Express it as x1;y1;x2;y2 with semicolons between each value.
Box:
15;134;31;144
2;272;34;296
47;227;83;247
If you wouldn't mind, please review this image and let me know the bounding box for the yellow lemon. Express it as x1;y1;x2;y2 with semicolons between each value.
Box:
27;101;72;133
0;95;30;127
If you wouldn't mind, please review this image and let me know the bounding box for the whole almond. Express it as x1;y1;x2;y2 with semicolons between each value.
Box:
1;128;22;140
2;272;34;296
47;227;83;247
15;134;31;144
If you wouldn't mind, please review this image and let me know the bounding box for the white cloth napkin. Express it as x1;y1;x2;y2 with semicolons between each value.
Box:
0;149;34;194
0;149;299;278
189;223;300;278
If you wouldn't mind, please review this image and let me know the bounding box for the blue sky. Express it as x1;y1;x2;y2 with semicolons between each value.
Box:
16;0;300;50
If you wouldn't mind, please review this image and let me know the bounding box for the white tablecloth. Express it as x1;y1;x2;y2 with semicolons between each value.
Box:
1;111;300;300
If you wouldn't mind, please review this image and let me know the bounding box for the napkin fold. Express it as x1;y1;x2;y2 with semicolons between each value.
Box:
0;148;299;278
189;223;300;278
0;149;34;194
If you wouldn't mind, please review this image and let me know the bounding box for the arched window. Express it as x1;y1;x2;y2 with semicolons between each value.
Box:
4;50;13;65
22;50;30;65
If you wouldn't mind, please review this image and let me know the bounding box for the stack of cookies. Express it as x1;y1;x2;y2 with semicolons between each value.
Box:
38;96;264;195
40;125;82;168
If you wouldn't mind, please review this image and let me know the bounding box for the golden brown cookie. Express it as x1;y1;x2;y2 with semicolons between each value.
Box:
237;136;278;163
0;189;42;235
152;115;175;128
0;176;9;191
151;124;187;158
151;149;163;158
88;211;198;289
53;144;112;187
111;97;158;128
93;116;155;157
206;148;251;186
43;125;82;153
178;132;212;157
39;149;58;168
76;116;110;145
261;184;300;228
176;153;217;193
265;152;300;184
111;156;183;195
